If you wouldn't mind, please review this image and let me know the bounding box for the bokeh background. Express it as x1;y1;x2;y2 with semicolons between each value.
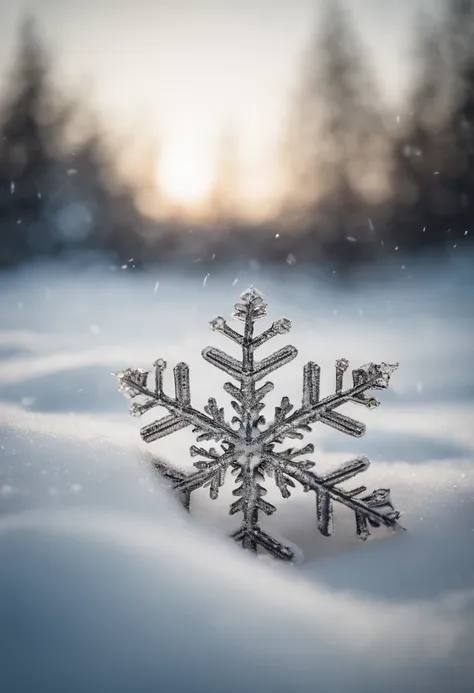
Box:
0;0;473;273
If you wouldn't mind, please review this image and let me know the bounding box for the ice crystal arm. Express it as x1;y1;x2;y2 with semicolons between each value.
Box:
265;451;401;540
114;360;236;445
258;360;398;445
173;447;235;499
230;458;294;561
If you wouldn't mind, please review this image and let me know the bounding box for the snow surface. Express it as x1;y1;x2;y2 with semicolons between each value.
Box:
0;258;473;692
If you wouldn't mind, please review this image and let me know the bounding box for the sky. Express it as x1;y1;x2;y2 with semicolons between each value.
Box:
0;0;445;215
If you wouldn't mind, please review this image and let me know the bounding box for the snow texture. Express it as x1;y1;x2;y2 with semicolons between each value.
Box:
0;258;473;693
115;286;400;560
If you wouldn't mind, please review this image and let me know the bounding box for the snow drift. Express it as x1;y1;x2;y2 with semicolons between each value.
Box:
0;258;473;692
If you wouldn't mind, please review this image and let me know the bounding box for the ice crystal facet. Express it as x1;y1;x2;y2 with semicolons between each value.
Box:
114;287;401;561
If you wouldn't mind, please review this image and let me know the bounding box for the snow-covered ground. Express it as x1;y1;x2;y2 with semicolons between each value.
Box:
0;256;473;692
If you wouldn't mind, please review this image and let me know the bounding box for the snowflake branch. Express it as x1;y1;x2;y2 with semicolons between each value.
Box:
251;317;292;349
266;451;402;538
209;316;244;345
259;362;398;445
116;364;239;445
173;448;235;497
230;456;294;561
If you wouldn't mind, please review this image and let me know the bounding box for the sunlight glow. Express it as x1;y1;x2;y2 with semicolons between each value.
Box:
157;139;215;206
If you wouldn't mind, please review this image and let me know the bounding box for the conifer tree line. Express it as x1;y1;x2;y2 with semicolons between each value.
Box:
0;1;473;271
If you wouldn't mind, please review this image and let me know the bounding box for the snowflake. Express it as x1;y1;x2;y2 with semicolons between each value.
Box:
114;287;401;561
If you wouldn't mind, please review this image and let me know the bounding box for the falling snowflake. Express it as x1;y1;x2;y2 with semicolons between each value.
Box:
114;287;401;561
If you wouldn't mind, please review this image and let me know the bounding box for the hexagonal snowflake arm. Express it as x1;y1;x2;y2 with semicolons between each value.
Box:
173;446;236;499
266;451;402;540
203;288;298;439
259;359;398;445
230;462;295;561
114;359;236;445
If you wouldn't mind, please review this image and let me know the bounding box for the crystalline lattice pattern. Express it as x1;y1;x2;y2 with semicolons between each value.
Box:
115;287;401;561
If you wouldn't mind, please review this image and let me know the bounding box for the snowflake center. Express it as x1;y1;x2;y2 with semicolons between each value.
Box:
245;452;262;470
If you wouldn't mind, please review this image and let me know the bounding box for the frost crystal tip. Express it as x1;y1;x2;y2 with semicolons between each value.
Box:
114;287;402;561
